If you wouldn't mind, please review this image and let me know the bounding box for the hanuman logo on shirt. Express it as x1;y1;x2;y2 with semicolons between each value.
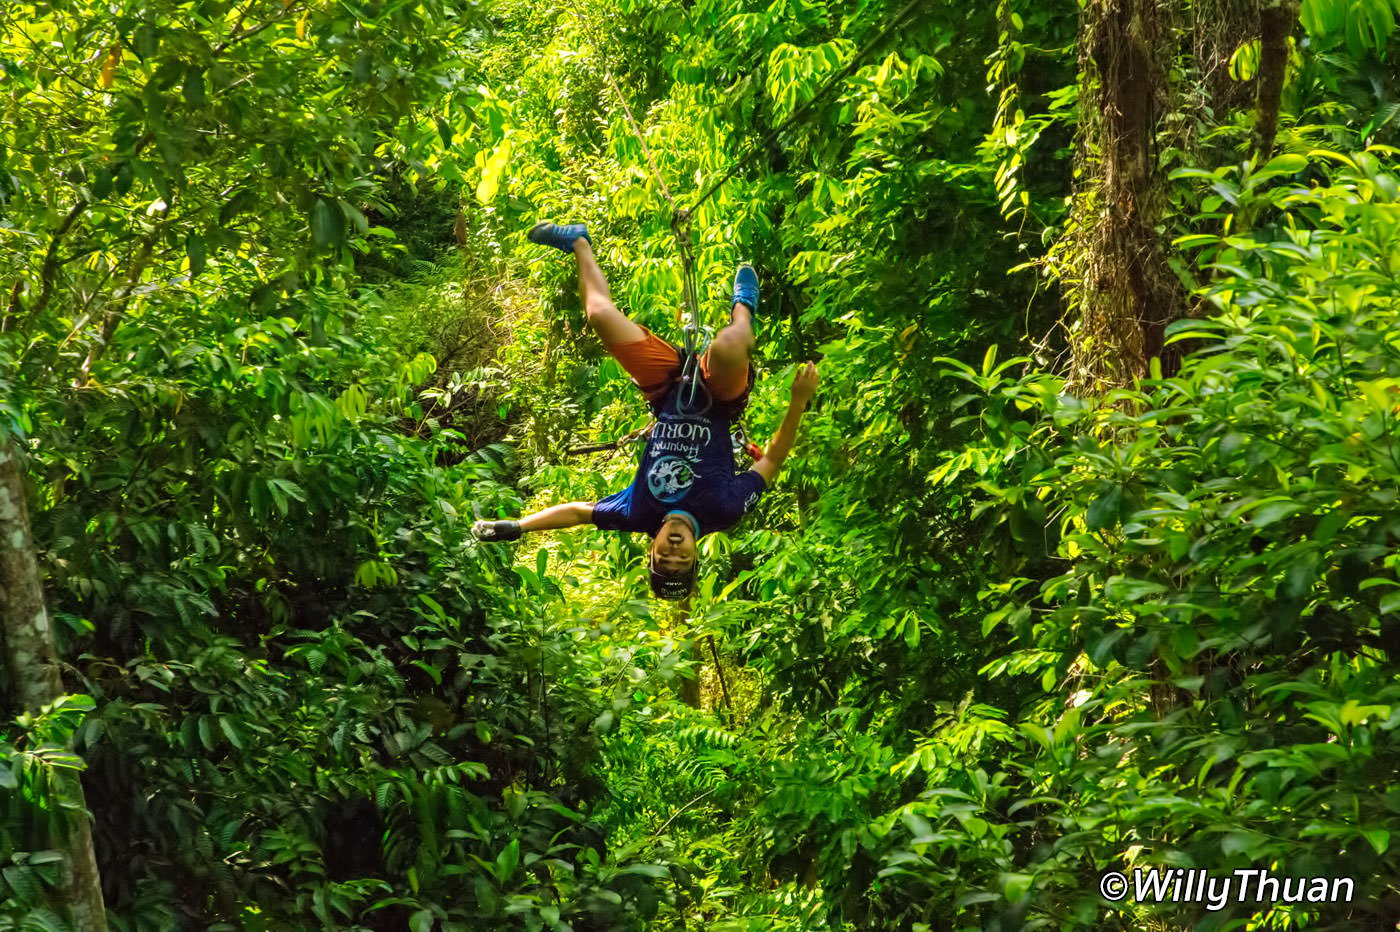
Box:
647;456;695;502
648;420;711;486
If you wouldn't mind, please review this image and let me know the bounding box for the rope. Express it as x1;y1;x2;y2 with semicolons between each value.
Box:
565;419;656;457
669;211;712;417
707;634;733;714
603;69;677;208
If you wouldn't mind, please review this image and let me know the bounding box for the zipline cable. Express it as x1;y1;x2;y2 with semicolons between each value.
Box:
601;0;925;219
597;68;710;414
585;0;925;433
683;0;927;215
598;0;925;353
669;211;711;417
599;68;710;414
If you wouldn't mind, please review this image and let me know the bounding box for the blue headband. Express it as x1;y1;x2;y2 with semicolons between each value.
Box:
664;510;700;537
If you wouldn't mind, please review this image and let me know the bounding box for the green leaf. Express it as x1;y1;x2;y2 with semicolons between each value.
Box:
903;613;921;648
476;142;512;204
1250;499;1301;528
268;478;307;505
219;188;256;223
504;785;526;820
1221;830;1266;858
1258;152;1307;176
900;811;934;842
219;716;244;749
134;23;160;59
1001;871;1033;905
1283;556;1316;600
311;197;344;248
435;115;454;147
980;343;999;378
1300;0;1342;35
183;65;206;107
1103;576;1168;602
186;231;207;277
1086;486;1123;531
1228;39;1260;81
17;906;66;932
59;694;96;713
1173;233;1221;249
411;660;442;686
1338;701;1390;726
358;554;380;584
352;50;374;82
495;838;519;882
3;864;39;902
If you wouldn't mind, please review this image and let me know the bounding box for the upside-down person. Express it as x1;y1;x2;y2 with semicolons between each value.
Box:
472;221;819;600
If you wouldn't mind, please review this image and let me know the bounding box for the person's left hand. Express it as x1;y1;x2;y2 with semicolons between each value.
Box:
473;519;521;541
790;361;819;405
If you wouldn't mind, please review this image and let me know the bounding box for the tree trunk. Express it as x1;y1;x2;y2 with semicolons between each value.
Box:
1252;0;1298;160
1066;0;1184;391
0;436;109;931
677;664;702;708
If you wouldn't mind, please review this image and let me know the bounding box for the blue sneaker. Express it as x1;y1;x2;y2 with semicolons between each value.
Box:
527;221;590;253
732;264;759;316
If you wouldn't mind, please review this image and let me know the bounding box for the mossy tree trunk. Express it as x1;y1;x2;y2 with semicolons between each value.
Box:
1065;0;1185;390
0;436;108;931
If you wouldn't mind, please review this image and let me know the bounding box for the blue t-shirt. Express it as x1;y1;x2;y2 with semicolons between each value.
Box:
592;386;766;537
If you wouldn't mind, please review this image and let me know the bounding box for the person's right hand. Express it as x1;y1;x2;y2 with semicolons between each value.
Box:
790;361;819;405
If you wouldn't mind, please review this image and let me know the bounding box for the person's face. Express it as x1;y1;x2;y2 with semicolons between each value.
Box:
650;515;697;574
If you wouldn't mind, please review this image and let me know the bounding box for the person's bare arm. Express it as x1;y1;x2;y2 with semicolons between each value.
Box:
473;501;594;541
752;362;819;485
521;501;594;532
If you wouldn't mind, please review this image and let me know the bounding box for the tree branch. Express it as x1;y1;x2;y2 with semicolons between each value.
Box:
25;198;90;322
75;219;170;384
20;131;152;327
213;1;308;55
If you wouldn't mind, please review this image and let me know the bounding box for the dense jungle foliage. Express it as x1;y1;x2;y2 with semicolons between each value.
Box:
2;0;1400;929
